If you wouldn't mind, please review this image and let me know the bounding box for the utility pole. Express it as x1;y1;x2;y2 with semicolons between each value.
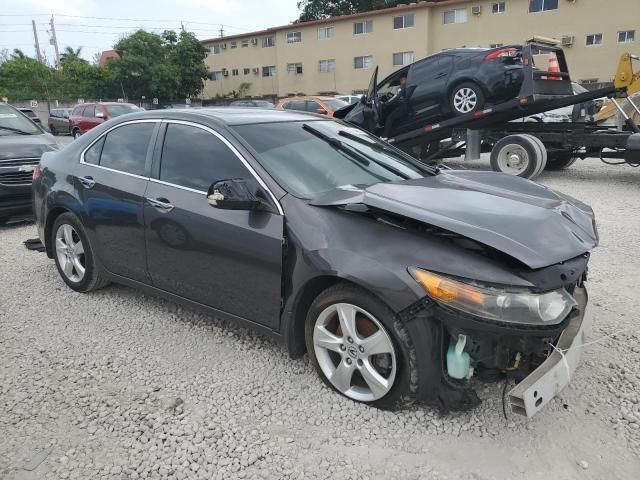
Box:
180;21;185;32
219;26;224;38
49;15;60;68
32;20;43;62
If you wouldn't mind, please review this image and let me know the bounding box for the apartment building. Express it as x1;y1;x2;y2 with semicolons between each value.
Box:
201;0;640;98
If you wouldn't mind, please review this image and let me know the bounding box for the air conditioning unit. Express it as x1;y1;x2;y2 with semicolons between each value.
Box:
222;69;229;77
561;35;575;46
251;38;258;45
221;43;227;49
252;67;260;74
471;5;482;15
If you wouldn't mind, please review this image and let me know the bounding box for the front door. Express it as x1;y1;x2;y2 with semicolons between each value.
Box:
144;122;284;329
73;120;159;282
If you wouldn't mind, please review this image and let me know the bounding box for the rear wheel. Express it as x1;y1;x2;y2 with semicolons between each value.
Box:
521;135;547;177
450;82;485;115
51;212;108;292
545;151;578;170
72;129;81;139
490;135;543;179
49;124;57;136
305;283;417;410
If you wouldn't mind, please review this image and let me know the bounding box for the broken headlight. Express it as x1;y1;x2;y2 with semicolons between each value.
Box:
409;268;577;326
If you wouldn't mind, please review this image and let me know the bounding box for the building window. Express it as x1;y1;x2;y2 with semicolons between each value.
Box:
529;0;558;13
354;55;373;69
353;20;373;35
243;67;251;75
392;51;414;66
319;59;336;72
443;8;467;24
287;62;303;74
586;33;603;46
261;36;275;48
393;14;414;29
618;30;635;43
287;31;302;43
241;39;249;48
209;71;223;81
492;2;506;13
210;44;220;55
318;26;335;39
230;41;237;49
262;65;276;77
232;68;239;76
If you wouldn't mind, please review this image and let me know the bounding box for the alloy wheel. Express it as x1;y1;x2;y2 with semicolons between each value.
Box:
453;87;478;114
313;303;397;401
55;224;86;282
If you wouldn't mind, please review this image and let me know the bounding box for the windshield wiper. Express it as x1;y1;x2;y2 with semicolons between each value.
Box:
302;123;409;179
0;126;31;135
337;129;439;175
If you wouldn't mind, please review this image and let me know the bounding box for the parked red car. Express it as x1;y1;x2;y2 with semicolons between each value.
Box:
69;102;141;138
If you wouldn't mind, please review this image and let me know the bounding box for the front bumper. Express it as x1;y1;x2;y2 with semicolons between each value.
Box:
508;285;591;417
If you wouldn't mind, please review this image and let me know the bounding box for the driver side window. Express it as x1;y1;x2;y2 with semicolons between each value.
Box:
378;67;409;99
159;124;252;192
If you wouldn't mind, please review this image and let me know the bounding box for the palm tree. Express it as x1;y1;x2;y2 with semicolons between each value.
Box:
60;46;86;64
10;48;26;59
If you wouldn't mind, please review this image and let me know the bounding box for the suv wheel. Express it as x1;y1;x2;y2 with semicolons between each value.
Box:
305;283;417;410
72;129;81;139
52;212;108;292
450;82;485;115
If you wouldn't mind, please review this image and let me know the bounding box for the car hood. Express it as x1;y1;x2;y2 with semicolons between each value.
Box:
311;170;597;270
0;133;59;161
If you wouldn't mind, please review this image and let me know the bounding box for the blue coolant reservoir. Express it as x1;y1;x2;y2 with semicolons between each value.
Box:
446;334;471;380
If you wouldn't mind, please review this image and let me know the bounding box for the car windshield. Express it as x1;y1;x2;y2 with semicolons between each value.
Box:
322;98;350;111
105;104;141;117
233;120;428;198
0;104;41;135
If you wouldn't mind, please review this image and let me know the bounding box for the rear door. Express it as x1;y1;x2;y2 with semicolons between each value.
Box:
406;55;454;124
73;120;159;282
144;121;284;328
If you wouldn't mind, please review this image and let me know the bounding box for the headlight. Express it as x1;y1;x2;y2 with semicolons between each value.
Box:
409;268;577;326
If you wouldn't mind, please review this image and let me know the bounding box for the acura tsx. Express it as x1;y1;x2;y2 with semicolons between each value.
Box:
32;108;596;415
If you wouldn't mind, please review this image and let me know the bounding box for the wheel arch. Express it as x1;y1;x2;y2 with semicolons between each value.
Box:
44;206;72;258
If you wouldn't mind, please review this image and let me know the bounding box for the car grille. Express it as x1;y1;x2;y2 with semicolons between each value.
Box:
0;157;39;186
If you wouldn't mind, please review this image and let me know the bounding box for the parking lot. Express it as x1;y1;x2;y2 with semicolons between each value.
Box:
1;155;639;480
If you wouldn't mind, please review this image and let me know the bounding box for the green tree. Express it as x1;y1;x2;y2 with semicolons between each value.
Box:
296;0;402;22
171;31;208;98
60;46;87;65
10;48;26;60
0;57;57;100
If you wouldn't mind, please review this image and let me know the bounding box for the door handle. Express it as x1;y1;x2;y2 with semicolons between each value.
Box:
77;175;95;189
146;197;174;213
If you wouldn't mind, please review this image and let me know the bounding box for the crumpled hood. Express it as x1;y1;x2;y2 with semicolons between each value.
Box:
0;133;58;161
311;170;598;269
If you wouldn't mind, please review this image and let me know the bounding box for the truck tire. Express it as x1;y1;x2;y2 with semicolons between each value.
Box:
521;135;547;178
545;151;578;170
489;135;542;179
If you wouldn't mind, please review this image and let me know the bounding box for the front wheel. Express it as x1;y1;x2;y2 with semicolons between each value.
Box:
49;124;57;136
450;82;485;115
305;283;416;410
72;129;81;139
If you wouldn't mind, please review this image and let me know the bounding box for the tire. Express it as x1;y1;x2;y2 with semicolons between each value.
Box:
545;151;578;171
72;129;81;139
49;124;57;136
305;283;416;410
450;82;485;116
490;135;542;179
51;212;109;293
521;134;547;178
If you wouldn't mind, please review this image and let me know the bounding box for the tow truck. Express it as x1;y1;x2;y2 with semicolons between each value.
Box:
337;42;640;179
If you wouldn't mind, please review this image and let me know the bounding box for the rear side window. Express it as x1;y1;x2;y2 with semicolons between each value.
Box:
84;137;105;165
99;123;155;176
159;124;251;192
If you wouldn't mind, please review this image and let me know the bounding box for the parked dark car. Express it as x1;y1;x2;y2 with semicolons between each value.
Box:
18;107;43;126
0;103;62;224
338;47;524;138
229;99;275;109
48;108;72;135
33;108;594;416
69;102;141;138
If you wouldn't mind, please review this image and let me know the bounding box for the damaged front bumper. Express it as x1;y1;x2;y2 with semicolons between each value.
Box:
508;285;591;417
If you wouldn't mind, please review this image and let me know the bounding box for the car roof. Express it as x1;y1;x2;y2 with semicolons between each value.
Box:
119;107;325;126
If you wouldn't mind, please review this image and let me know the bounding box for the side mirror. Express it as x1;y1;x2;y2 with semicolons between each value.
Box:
207;178;268;211
95;111;105;119
314;108;328;115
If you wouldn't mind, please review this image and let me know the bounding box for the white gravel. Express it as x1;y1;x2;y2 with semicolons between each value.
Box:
1;157;640;480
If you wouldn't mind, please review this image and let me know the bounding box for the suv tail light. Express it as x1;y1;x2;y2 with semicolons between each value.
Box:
485;48;519;60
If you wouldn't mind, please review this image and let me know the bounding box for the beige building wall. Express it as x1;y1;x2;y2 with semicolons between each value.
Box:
202;0;640;99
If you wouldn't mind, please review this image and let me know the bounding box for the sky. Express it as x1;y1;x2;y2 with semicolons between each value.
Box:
0;0;301;63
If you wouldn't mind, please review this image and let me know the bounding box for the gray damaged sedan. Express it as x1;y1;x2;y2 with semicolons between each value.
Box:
32;108;597;416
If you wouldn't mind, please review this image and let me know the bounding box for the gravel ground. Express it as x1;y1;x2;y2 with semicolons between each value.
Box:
1;157;640;480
